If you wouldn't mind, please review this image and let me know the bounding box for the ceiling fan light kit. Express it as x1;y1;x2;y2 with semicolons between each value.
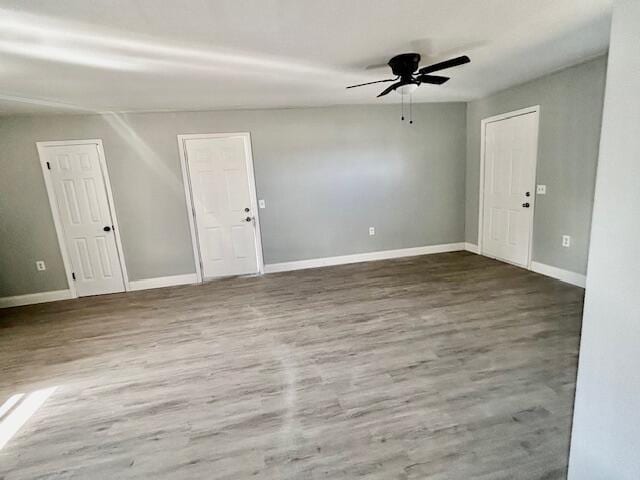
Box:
347;53;470;123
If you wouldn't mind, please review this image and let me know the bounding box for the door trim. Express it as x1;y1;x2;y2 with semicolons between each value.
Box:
37;139;130;298
177;132;265;283
478;105;540;269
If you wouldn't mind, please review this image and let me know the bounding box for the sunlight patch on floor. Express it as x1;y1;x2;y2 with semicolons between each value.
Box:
0;387;57;450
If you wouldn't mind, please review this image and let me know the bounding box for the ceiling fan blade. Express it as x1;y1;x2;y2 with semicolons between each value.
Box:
418;55;470;74
377;81;404;97
416;74;450;85
346;78;397;89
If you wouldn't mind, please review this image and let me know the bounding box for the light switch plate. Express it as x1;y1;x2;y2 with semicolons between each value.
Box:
369;227;375;236
36;260;46;271
258;199;266;209
536;185;547;195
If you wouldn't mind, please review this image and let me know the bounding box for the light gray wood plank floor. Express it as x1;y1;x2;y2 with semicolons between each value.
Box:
0;252;583;479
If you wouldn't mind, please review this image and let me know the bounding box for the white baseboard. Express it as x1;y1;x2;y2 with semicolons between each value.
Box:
128;273;199;291
467;245;585;288
530;261;586;288
264;242;466;274
465;243;479;254
0;289;73;309
1;273;200;308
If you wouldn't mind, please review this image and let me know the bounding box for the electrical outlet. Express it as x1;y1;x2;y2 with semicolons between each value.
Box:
536;185;547;195
36;260;46;271
369;227;375;236
562;235;571;248
258;199;266;209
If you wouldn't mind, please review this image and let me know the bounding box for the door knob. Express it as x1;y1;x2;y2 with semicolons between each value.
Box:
244;207;250;212
522;203;530;208
103;226;112;232
245;216;252;222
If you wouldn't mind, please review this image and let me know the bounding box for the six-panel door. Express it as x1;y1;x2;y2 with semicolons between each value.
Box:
482;112;538;267
184;136;259;279
45;144;125;296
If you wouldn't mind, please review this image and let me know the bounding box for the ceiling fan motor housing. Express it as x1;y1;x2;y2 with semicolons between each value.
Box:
388;53;421;78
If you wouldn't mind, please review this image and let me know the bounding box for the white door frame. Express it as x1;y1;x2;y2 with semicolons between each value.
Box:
37;139;130;298
177;132;265;283
478;105;540;268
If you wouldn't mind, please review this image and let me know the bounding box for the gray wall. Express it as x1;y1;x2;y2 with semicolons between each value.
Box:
0;103;467;297
568;1;640;478
465;56;607;274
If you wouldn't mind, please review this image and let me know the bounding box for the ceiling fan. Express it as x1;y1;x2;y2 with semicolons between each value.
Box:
347;53;470;97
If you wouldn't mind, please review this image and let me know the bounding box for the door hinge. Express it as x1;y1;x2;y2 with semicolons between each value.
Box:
46;161;51;170
72;272;76;281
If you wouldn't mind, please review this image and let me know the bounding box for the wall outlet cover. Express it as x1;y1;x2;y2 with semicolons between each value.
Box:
369;227;375;236
562;235;571;247
258;199;266;209
36;260;46;271
536;185;547;194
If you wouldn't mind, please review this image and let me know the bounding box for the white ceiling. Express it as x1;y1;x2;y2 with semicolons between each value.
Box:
0;0;613;115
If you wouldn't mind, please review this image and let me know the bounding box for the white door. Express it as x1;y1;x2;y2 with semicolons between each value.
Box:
482;111;539;267
184;135;259;279
42;143;126;296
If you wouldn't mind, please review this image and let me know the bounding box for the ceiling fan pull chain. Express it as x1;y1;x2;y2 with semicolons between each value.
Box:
401;95;405;121
409;95;413;125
